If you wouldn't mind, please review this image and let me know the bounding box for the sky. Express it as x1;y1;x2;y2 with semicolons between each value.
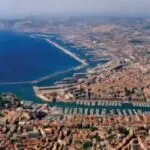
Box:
1;0;150;18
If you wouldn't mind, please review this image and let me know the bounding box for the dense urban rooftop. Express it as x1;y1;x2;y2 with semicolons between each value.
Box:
0;93;150;149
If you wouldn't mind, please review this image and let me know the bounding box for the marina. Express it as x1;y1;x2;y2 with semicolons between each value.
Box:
48;100;150;116
76;100;122;107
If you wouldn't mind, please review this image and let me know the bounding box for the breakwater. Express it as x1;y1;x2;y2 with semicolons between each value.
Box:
0;66;77;85
0;36;85;85
46;39;88;66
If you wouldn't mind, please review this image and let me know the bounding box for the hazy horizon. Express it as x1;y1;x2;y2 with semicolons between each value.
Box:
1;0;150;18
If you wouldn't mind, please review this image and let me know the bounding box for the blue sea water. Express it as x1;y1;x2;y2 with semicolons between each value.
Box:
0;31;79;82
0;31;80;101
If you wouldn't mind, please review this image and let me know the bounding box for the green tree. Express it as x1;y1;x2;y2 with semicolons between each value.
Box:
83;141;92;150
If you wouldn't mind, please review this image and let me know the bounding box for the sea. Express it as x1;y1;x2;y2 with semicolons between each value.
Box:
0;31;80;102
